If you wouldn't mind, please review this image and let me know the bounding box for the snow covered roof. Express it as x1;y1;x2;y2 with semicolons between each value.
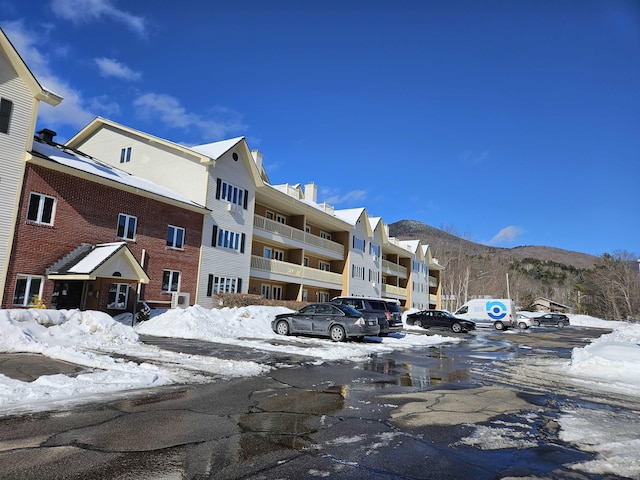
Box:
191;137;245;160
31;137;208;212
47;242;149;283
333;208;366;225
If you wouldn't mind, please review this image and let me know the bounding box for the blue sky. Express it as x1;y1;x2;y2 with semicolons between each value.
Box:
2;0;638;257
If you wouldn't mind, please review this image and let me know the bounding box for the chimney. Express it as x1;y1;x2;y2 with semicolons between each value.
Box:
37;128;57;143
304;182;318;203
251;149;263;171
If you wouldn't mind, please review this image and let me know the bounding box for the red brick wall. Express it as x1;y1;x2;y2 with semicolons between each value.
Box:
3;163;204;311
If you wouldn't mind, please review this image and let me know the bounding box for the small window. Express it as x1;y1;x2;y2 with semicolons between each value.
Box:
13;274;43;306
107;283;129;309
162;270;180;292
0;98;13;134
120;147;132;163
26;193;56;225
117;214;137;241
166;225;185;249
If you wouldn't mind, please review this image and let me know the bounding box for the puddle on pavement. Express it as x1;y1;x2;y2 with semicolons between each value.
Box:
237;386;346;459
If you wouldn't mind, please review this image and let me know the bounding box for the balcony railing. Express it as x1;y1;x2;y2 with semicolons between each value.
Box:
253;215;344;255
381;259;407;277
251;255;342;286
381;284;407;297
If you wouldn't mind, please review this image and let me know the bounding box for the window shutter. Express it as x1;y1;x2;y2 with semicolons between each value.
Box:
243;190;248;210
0;98;13;134
240;233;246;253
215;178;222;200
207;274;213;297
237;277;242;293
211;225;218;247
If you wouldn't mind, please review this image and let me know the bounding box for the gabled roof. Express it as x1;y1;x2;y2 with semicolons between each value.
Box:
66;117;266;188
66;117;212;164
29;136;208;213
191;137;245;160
0;27;62;106
47;242;149;283
334;208;373;237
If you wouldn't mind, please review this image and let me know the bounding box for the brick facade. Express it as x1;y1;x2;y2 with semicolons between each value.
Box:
3;163;204;312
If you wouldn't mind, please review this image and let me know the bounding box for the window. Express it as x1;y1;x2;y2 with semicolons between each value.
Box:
107;283;129;309
13;274;43;306
117;214;137;241
351;265;365;279
0;98;13;134
272;286;282;300
272;249;284;261
353;236;365;251
120;147;132;163
261;284;270;299
216;179;247;208
303;257;309;267
318;292;329;302
275;214;286;224
370;243;380;259
26;193;56;225
162;270;180;292
319;261;331;271
320;231;332;240
207;275;240;295
217;227;241;251
166;225;185;249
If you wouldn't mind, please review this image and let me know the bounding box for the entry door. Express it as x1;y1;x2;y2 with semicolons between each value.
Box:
52;280;84;309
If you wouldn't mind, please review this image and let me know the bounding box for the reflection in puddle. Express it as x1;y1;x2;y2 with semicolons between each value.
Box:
361;354;470;389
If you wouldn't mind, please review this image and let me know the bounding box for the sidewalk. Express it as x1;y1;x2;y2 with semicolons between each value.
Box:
0;354;86;382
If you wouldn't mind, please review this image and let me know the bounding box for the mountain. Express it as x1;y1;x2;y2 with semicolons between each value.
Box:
388;220;599;309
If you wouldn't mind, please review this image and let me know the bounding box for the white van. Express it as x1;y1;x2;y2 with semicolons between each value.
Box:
453;299;516;330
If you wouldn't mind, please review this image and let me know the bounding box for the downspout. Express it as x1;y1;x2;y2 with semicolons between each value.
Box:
132;249;146;327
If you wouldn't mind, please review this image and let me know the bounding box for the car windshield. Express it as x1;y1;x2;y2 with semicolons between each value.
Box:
386;302;401;313
442;311;456;318
335;304;362;316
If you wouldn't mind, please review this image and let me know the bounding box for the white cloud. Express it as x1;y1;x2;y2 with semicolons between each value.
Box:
322;188;367;206
488;226;523;245
2;21;96;133
95;57;141;80
460;149;489;165
133;93;247;140
50;0;148;37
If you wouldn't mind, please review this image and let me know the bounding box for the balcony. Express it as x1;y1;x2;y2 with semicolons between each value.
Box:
429;275;438;288
250;255;342;288
253;215;344;258
381;283;407;297
381;259;407;278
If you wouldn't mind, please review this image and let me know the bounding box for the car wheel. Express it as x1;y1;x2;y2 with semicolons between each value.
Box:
329;324;346;342
451;322;463;333
557;320;566;328
518;321;528;329
494;321;505;331
275;320;290;336
419;320;429;329
533;320;541;327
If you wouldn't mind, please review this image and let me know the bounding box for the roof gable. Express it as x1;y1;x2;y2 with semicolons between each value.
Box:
0;28;62;106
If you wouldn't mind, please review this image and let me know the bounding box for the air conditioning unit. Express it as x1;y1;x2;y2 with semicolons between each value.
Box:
171;292;190;309
226;203;239;214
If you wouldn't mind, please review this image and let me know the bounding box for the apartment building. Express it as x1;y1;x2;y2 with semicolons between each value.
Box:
66;118;443;310
2;131;206;312
0;27;62;305
66;118;265;309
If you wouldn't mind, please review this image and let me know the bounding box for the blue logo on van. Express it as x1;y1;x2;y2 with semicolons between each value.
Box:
486;301;507;320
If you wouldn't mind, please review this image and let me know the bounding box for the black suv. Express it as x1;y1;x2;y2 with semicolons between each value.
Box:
330;296;403;336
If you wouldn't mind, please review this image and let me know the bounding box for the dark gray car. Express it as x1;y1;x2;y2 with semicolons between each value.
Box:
272;303;380;342
330;296;403;336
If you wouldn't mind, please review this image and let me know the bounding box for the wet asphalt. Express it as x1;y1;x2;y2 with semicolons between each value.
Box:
0;325;636;479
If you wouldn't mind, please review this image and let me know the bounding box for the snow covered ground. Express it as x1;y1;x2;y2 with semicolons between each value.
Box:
0;305;639;477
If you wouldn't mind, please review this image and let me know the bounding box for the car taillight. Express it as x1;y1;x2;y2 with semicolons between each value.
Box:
355;318;365;326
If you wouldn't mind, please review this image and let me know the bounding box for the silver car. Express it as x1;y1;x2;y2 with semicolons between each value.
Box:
272;303;380;342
